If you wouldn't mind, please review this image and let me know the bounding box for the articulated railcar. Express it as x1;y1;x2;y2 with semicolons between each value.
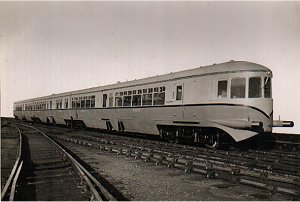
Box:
13;61;293;148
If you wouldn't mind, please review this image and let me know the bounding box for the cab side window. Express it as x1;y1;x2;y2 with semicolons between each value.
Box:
249;77;261;98
217;80;227;98
231;78;245;98
264;77;271;98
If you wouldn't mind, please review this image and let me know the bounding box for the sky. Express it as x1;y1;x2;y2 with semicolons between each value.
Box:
1;1;299;133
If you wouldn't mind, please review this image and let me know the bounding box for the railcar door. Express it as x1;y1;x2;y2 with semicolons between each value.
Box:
173;83;184;120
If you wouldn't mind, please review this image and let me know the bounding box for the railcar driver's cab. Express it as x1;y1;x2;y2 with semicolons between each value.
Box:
216;75;272;101
215;72;273;133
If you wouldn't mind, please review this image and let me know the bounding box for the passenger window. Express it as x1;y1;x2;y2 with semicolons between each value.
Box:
249;77;262;98
154;92;165;105
91;96;95;107
132;95;141;106
176;86;182;100
264;77;271;98
231;78;245;98
142;94;152;105
123;96;132;106
86;99;91;108
115;97;123;107
72;99;75;108
65;99;68;109
81;99;85;108
217;80;228;98
109;94;113;107
76;100;80;108
103;94;107;107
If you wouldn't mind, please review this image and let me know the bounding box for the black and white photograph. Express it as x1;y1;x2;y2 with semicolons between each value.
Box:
1;1;300;201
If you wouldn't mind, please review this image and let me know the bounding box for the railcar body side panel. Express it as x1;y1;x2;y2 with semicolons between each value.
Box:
15;102;271;142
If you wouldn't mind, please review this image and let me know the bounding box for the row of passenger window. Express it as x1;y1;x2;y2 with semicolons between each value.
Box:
71;95;95;109
22;101;47;110
15;77;271;111
15;105;23;111
17;95;96;111
115;87;165;97
103;86;166;107
54;98;70;109
217;77;271;99
56;99;63;109
17;86;170;110
115;92;165;107
25;103;33;110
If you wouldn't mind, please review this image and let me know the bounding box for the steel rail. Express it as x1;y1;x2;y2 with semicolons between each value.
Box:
9;161;23;201
1;126;22;201
56;134;300;198
27;123;300;197
18;124;116;201
60;133;300;177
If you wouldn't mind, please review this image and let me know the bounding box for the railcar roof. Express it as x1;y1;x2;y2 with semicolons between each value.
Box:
15;61;271;104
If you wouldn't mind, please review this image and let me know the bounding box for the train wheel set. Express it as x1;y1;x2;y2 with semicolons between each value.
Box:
157;125;233;149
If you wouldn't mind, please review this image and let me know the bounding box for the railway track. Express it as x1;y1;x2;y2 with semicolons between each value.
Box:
1;125;21;201
42;128;300;199
266;133;300;151
1;124;120;201
29;123;300;177
4;120;299;199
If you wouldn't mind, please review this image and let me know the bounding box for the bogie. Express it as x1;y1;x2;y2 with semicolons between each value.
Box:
157;125;233;149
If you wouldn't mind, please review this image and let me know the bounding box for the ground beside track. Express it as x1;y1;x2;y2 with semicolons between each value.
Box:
60;139;294;201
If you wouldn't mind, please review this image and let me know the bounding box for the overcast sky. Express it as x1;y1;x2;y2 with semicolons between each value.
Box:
1;1;299;133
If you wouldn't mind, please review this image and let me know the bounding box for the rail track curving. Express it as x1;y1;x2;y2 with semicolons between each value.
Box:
1;125;22;201
43;127;300;199
1;123;120;201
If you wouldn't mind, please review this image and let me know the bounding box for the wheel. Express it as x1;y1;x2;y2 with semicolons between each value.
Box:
159;127;177;143
205;133;220;149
